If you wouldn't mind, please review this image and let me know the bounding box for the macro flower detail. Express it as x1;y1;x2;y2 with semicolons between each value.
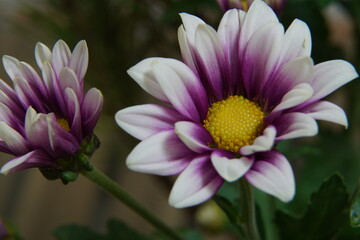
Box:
217;0;288;13
0;40;103;179
115;0;358;208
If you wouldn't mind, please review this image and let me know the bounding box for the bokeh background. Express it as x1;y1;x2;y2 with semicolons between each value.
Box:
0;0;360;239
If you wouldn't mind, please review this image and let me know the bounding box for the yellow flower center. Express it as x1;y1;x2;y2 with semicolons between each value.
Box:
57;118;70;131
203;95;265;153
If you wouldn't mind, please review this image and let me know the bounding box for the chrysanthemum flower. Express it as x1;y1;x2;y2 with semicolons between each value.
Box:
115;0;358;208
0;40;103;178
217;0;287;13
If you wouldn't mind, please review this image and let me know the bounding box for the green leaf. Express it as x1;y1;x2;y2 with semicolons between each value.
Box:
275;173;352;240
53;224;105;240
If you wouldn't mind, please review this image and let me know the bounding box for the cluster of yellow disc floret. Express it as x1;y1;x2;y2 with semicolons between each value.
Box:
203;95;265;153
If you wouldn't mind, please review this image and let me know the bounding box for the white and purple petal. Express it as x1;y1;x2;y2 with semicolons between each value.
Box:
35;42;52;69
245;150;295;202
116;104;183;140
0;122;29;155
239;0;278;50
240;125;276;155
211;150;254;182
2;55;22;80
59;67;81;98
174;121;212;153
152;59;208;121
81;88;104;135
126;130;193;176
241;22;283;99
25;110;79;158
169;154;224;208
272;83;313;112
274;112;318;140
217;9;245;94
263;56;314;109
194;24;226;100
69;40;88;81
279;19;312;64
13;76;46;113
127;58;170;103
311;60;358;101
301;100;348;128
0;150;54;174
64;88;82;140
179;13;206;47
51;40;71;75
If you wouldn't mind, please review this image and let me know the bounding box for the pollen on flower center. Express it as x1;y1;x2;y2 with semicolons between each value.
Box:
203;95;265;153
57;118;70;131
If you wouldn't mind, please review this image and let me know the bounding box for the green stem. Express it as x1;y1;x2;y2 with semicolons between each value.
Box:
238;179;261;240
81;167;185;240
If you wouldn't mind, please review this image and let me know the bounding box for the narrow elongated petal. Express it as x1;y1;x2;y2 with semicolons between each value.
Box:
42;61;57;97
59;67;81;97
158;58;209;119
279;19;312;64
152;59;206;121
311;60;358;100
178;25;196;71
217;9;243;92
116;104;183;140
241;22;283;99
179;13;206;46
51;40;71;75
25;107;38;134
35;42;52;69
263;56;314;108
194;24;225;100
69;40;88;81
13;77;46;112
273;83;313;111
126;130;193;176
0;122;29;155
0;102;15;123
127;58;170;103
211;150;254;182
42;62;65;113
65;88;82;140
19;62;48;98
275;112;318;140
240;125;276;155
240;0;278;49
0;150;54;174
0;79;19;104
302;101;348;128
169;154;224;208
81;88;103;135
174;121;212;153
245;150;295;202
25;111;79;158
2;55;21;80
0;79;24;118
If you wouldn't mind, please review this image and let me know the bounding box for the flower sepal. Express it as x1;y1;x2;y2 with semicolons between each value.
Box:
39;134;100;184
